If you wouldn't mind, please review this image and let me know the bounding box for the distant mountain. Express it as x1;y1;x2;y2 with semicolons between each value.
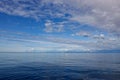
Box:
93;49;120;53
1;49;120;53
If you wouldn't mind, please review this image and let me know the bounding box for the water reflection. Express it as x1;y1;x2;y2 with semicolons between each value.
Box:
0;52;120;80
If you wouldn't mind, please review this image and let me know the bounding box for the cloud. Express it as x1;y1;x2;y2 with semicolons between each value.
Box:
93;34;105;39
0;0;120;51
0;0;120;35
44;20;64;33
0;0;64;20
72;31;91;37
0;30;120;52
68;0;120;35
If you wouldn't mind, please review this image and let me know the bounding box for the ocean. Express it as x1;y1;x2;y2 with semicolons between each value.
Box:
0;52;120;80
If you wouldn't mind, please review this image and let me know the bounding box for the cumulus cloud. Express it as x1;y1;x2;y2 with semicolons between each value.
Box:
44;20;64;33
93;34;105;39
72;31;91;37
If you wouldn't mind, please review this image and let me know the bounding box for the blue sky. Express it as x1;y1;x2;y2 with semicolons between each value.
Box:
0;0;120;52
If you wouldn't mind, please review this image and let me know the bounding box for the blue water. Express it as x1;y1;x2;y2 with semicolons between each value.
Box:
0;52;120;80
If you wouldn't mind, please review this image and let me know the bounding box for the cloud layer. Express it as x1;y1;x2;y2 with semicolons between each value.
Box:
0;30;120;52
0;0;120;52
0;0;120;35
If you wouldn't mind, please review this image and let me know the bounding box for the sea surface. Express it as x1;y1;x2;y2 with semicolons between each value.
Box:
0;52;120;80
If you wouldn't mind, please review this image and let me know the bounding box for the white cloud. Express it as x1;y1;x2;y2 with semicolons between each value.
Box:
44;20;64;33
68;0;120;34
0;0;120;51
0;0;120;35
0;30;120;52
93;34;105;39
72;31;91;37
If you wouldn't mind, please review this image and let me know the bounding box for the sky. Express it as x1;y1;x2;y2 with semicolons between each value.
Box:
0;0;120;52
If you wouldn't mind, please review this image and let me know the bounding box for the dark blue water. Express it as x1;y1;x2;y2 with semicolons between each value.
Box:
0;52;120;80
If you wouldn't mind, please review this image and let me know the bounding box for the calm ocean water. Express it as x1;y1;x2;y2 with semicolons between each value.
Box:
0;52;120;80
